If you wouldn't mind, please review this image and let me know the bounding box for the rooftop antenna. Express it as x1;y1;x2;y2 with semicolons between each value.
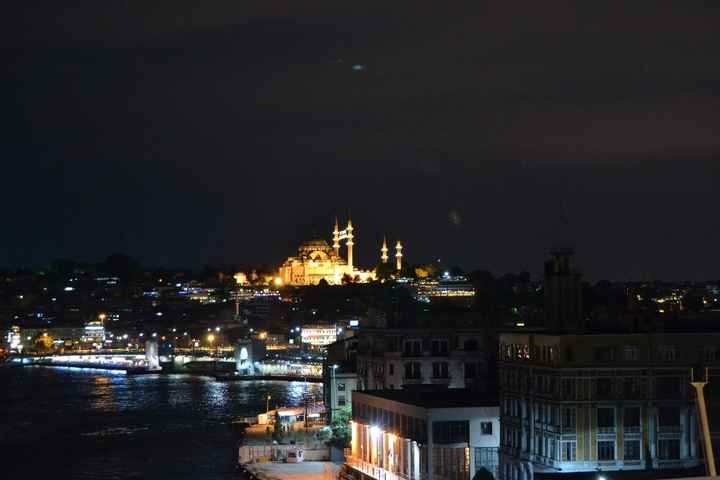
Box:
690;366;716;476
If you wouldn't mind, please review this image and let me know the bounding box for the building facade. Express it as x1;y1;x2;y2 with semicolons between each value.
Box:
355;328;490;391
342;390;500;480
498;331;720;479
301;324;338;347
278;219;376;286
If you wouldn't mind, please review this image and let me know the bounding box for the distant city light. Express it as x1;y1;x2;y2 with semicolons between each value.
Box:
64;287;74;292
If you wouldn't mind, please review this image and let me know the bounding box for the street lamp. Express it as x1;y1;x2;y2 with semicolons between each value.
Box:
330;364;339;419
266;393;272;414
207;334;216;370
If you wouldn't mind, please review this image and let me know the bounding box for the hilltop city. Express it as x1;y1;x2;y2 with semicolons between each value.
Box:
2;218;720;480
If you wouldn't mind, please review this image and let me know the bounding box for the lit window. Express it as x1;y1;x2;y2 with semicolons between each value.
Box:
480;422;493;435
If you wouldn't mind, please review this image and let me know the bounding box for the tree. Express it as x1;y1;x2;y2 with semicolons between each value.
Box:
341;273;353;285
375;262;395;282
33;333;54;353
328;404;352;448
472;467;495;480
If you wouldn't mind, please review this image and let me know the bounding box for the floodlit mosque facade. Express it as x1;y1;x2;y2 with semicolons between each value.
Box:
278;218;403;286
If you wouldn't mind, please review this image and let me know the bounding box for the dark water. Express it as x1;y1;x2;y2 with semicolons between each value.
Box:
0;366;322;479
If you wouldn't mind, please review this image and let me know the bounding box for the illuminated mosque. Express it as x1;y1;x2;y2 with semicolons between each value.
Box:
278;218;404;286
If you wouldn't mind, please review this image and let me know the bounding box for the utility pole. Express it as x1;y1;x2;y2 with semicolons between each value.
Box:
690;366;716;477
304;376;309;432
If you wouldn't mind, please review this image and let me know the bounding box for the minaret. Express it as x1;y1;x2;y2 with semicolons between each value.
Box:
346;219;354;271
380;237;388;263
395;240;403;271
332;217;340;256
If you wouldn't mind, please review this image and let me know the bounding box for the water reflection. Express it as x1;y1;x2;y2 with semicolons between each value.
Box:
1;368;323;480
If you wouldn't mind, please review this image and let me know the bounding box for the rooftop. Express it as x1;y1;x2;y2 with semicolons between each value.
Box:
357;388;498;409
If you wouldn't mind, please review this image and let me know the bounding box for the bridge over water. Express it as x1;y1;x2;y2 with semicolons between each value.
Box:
16;342;322;379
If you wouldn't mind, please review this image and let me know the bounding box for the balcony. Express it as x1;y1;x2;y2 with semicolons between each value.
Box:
658;425;682;434
597;426;616;435
346;454;415;480
624;425;641;435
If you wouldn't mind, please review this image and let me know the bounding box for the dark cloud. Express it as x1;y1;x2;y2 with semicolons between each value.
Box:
3;1;719;279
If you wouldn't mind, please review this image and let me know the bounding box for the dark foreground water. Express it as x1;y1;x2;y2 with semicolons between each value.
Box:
0;366;322;479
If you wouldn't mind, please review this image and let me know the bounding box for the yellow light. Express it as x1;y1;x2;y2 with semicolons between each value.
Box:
273;276;283;287
207;334;215;343
98;313;107;321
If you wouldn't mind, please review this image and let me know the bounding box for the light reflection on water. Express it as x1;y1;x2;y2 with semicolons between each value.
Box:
1;367;323;479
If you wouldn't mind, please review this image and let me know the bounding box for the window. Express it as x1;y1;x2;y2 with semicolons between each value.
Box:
337;382;346;391
561;407;576;433
431;339;449;355
480;422;493;435
404;362;421;379
404;340;421;356
623;407;641;433
659;345;679;361
597;407;615;434
433;421;469;444
658;439;680;460
389;363;394;375
624;345;639;361
432;362;449;378
566;346;574;362
474;447;498;479
561;441;576;462
704;347;720;362
624;440;640;460
594;346;616;362
465;362;478;379
598;440;615;461
464;339;479;351
338;395;346;406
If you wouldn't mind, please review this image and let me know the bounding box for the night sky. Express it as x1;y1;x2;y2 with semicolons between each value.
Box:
4;1;720;280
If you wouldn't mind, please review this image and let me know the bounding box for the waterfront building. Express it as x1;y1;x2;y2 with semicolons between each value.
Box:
498;331;720;479
410;274;476;308
325;337;360;421
301;324;338;347
498;248;720;479
341;389;500;480
278;218;376;286
83;320;106;343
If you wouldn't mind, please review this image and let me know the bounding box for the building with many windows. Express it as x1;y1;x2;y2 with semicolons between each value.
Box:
498;331;720;479
355;327;491;391
341;389;500;480
301;324;338;347
498;248;720;479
